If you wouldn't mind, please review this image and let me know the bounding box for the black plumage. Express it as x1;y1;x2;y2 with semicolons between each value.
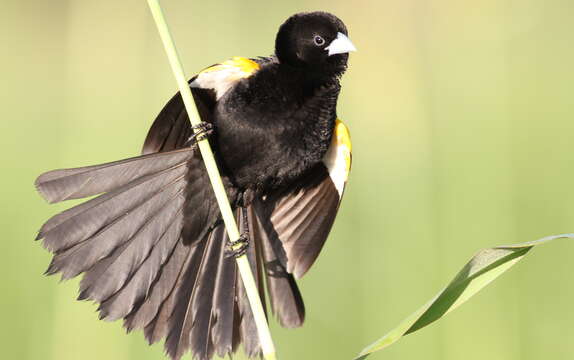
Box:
35;11;354;360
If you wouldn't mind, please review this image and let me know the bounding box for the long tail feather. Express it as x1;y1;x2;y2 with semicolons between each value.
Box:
164;233;212;360
210;227;237;358
249;204;305;328
124;237;189;333
171;228;220;360
189;226;228;360
237;208;265;358
143;240;200;345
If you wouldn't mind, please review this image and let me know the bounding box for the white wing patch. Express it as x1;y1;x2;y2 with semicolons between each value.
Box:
190;57;260;100
322;119;352;197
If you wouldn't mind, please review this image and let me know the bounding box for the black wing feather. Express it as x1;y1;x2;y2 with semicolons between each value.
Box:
253;164;340;279
142;81;216;154
248;205;305;328
35;149;193;203
97;210;184;321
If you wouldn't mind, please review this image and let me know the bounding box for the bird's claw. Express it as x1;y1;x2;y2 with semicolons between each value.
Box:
225;233;250;258
185;122;214;147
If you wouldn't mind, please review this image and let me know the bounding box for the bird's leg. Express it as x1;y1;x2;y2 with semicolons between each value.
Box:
225;206;250;258
185;122;214;147
225;232;250;258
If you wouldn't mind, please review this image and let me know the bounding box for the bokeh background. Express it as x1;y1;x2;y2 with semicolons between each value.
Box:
2;0;574;359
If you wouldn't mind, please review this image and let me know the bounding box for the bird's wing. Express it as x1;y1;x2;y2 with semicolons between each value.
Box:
142;57;262;154
249;119;351;326
35;57;269;360
35;146;261;360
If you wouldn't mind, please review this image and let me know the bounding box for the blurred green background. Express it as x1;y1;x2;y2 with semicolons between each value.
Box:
2;0;574;359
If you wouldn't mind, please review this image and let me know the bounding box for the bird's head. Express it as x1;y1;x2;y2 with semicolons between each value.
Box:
275;11;356;78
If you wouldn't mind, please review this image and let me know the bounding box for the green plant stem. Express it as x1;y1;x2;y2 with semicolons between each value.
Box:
145;1;277;359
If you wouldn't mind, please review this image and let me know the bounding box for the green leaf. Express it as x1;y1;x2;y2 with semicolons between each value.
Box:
355;233;574;360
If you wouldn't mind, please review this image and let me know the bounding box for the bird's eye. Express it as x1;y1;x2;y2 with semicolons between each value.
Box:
313;35;325;46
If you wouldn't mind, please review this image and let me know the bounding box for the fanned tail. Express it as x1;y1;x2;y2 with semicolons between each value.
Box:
144;210;264;360
35;147;343;360
35;152;265;360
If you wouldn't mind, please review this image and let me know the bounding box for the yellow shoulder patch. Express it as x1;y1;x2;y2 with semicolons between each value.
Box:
323;118;352;197
192;57;261;99
334;119;352;174
199;57;260;77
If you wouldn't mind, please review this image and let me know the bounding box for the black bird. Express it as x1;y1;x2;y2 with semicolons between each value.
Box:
35;11;355;360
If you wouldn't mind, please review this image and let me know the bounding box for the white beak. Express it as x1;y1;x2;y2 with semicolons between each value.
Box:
325;32;357;56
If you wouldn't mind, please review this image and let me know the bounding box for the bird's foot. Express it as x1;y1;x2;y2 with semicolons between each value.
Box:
225;233;250;258
185;122;214;147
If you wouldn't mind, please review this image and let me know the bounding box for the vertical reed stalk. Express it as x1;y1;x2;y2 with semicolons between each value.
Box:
146;1;277;359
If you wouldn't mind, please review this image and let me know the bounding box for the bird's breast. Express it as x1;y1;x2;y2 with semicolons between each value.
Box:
211;66;338;192
214;99;333;191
